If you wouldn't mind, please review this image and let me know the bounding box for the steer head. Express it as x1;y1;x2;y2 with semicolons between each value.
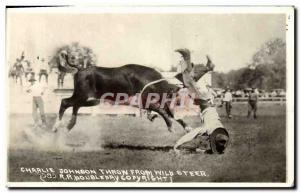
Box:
56;50;79;73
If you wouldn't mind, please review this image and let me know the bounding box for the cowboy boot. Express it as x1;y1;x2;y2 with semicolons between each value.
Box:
206;55;215;71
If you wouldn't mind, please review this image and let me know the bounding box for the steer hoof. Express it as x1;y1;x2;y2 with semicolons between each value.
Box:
52;127;58;133
184;126;193;133
168;127;175;133
66;116;76;131
67;122;76;131
52;125;59;132
149;114;158;122
67;124;74;131
53;119;62;132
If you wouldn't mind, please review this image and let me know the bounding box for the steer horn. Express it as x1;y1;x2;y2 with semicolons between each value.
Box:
58;50;68;67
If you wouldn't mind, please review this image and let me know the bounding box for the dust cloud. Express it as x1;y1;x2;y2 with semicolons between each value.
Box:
9;119;104;152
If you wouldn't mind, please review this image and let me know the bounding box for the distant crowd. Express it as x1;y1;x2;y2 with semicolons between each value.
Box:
9;52;53;86
213;88;286;98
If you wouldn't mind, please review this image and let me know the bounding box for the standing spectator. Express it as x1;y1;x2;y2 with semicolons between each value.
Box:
220;87;233;119
24;60;34;81
13;59;24;85
26;75;47;128
248;87;258;119
13;54;25;86
37;57;49;83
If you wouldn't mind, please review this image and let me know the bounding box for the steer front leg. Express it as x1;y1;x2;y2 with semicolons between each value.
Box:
149;104;174;133
67;115;77;131
52;97;74;132
66;105;80;131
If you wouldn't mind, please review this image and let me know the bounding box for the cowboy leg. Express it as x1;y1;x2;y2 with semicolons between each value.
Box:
182;71;202;98
192;65;211;82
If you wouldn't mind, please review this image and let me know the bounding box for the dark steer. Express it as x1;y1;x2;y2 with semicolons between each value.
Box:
53;65;185;132
53;51;213;132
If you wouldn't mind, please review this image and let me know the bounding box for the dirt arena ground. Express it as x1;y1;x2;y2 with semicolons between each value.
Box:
8;102;286;183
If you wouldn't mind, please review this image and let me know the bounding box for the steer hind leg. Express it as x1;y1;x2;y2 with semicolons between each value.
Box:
146;110;158;122
149;104;174;132
164;105;191;132
67;105;80;131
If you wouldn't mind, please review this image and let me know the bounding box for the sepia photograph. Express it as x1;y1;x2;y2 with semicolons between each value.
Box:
5;6;294;187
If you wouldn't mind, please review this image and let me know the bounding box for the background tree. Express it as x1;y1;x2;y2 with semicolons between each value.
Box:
50;42;97;73
212;38;286;91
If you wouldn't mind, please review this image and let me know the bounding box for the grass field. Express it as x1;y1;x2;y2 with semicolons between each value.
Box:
8;102;287;183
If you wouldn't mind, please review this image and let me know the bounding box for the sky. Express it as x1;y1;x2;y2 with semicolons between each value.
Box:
6;11;286;72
